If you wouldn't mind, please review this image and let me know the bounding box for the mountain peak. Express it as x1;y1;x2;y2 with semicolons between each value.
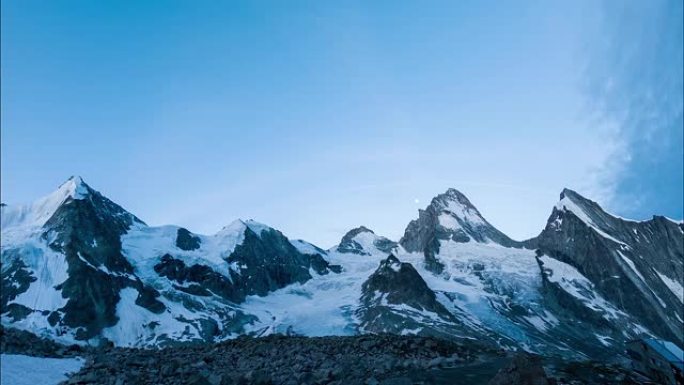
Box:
217;219;273;238
1;176;94;232
341;226;375;239
555;188;604;221
58;175;91;200
559;188;590;203
432;188;476;210
335;226;397;256
428;188;487;231
400;188;520;250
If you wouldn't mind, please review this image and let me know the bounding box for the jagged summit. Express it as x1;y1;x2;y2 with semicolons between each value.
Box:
400;188;520;251
433;188;477;208
60;175;91;198
556;188;603;215
335;226;397;256
1;176;93;232
340;226;374;242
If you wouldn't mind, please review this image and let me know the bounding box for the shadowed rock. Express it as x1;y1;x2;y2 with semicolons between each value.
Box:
488;353;554;385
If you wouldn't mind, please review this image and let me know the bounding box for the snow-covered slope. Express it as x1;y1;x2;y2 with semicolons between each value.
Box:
2;178;681;361
0;354;85;385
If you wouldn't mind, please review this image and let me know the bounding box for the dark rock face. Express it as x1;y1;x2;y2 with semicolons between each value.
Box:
356;255;474;339
0;257;35;312
175;228;201;251
487;353;553;385
535;189;684;344
154;254;245;302
337;226;398;255
360;255;453;318
400;189;520;272
227;227;336;297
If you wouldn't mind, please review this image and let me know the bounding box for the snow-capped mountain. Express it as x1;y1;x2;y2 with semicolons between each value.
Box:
2;177;682;361
2;177;338;346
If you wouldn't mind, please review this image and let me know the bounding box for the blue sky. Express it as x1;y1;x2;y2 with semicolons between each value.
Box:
2;0;682;247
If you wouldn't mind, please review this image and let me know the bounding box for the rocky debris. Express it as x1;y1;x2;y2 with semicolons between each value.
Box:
488;353;554;385
60;334;502;385
547;359;655;385
0;327;654;385
487;353;654;385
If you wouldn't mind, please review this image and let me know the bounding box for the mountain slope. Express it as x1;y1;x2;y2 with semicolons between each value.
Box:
534;188;684;345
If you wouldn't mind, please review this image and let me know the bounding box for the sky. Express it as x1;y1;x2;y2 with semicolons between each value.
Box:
2;0;682;248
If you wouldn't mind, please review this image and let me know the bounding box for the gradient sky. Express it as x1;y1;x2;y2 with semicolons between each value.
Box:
2;0;682;248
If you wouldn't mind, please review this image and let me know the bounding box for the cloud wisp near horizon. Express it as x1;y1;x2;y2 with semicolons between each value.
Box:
1;1;682;247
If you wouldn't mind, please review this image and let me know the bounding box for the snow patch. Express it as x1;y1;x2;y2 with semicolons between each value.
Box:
290;239;325;256
656;271;684;303
443;200;486;227
438;214;461;230
617;252;646;283
1;354;85;385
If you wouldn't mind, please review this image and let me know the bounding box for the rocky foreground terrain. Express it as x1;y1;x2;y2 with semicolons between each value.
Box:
1;326;653;385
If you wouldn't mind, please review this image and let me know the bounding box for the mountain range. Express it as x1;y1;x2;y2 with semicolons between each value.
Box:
1;176;682;362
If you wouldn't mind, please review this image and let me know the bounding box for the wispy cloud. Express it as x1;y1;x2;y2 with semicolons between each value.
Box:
585;0;683;219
